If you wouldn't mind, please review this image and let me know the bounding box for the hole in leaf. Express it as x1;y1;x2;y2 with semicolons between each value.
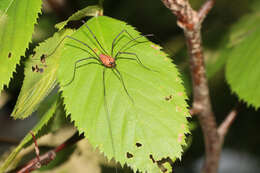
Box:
165;95;173;101
32;66;36;72
157;157;174;173
33;65;42;73
31;51;36;58
126;152;133;158
8;52;12;58
35;65;39;72
40;54;46;63
136;142;142;147
149;154;155;163
150;155;173;172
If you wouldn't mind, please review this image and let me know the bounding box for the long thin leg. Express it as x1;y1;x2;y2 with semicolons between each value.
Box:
116;52;155;71
111;29;142;57
112;68;134;104
84;24;109;55
62;57;100;87
47;35;100;59
76;61;103;69
102;68;117;173
115;34;154;59
65;44;96;58
31;45;96;64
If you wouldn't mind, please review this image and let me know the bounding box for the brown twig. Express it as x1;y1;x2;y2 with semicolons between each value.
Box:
161;0;238;173
12;132;84;173
218;105;240;143
198;0;215;22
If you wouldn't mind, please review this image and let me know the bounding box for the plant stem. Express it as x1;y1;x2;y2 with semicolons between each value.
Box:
12;132;84;173
161;1;239;173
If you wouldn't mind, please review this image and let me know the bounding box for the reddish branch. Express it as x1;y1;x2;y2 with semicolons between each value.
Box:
11;132;84;173
218;106;240;143
161;1;239;173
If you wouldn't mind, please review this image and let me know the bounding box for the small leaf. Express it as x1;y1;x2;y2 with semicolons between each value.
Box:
226;10;260;108
0;92;59;173
58;16;190;172
55;5;103;30
11;29;74;119
0;0;42;93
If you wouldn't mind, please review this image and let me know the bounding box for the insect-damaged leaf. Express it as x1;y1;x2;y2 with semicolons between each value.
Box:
0;0;42;93
58;16;190;172
12;29;74;119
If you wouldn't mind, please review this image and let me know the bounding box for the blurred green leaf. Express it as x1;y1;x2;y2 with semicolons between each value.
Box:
55;5;103;30
0;0;42;93
58;16;190;172
11;29;74;119
0;92;59;173
226;11;260;108
205;43;229;79
227;14;260;48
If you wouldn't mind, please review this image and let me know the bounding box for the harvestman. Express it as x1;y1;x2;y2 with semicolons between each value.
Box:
42;21;155;166
61;24;154;101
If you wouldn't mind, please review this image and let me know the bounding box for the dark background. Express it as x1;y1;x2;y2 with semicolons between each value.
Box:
0;0;260;172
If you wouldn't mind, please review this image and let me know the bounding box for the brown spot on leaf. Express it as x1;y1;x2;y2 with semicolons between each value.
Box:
8;52;11;58
165;95;173;101
31;51;36;58
177;92;183;96
149;154;155;163
40;54;46;63
136;142;142;147
178;133;184;143
126;152;133;158
35;65;39;72
32;66;36;72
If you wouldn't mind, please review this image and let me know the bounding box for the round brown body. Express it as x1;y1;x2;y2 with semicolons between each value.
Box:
99;54;116;68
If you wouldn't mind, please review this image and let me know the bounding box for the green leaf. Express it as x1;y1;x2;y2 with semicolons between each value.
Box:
214;1;260;82
55;5;103;30
226;11;260;108
205;36;230;79
0;0;13;12
0;92;59;173
227;13;260;48
0;0;42;93
58;16;190;172
12;29;74;119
